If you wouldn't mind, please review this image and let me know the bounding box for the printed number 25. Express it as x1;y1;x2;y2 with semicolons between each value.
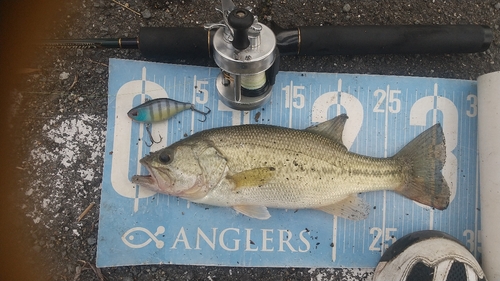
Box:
369;227;397;252
373;89;401;113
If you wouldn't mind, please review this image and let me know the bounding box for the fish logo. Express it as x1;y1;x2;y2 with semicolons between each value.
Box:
121;226;166;249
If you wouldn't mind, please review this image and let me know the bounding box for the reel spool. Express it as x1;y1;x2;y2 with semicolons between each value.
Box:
206;4;279;111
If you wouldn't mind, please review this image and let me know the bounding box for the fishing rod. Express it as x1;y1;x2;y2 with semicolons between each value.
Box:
42;0;492;110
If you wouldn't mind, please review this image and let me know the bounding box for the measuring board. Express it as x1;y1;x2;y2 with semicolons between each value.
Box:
97;58;481;268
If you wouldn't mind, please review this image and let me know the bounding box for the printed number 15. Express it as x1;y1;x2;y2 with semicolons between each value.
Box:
283;84;305;109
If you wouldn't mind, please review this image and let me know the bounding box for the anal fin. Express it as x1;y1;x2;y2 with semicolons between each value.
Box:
315;194;370;220
233;205;271;220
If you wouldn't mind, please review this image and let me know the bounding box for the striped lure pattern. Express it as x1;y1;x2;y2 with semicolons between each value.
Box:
127;98;210;123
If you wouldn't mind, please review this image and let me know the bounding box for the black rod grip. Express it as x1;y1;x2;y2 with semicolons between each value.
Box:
138;27;211;59
288;25;492;56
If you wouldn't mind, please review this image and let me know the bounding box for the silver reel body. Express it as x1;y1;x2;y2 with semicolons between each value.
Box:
206;1;279;110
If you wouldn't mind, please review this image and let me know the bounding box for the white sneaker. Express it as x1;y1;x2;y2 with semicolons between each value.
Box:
373;230;487;281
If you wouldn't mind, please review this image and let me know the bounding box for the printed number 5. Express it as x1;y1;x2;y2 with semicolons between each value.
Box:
195;78;209;104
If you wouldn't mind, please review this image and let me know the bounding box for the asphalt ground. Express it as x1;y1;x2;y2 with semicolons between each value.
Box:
1;0;499;280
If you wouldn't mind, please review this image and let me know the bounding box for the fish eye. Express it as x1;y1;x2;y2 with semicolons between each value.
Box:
158;150;172;164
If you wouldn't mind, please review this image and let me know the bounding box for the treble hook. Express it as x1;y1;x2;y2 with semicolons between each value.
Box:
144;123;163;147
191;105;212;122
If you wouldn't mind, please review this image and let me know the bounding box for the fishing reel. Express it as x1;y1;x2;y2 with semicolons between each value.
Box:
204;2;279;110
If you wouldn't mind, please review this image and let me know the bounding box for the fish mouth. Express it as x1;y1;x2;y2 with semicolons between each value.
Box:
131;163;163;192
131;174;156;186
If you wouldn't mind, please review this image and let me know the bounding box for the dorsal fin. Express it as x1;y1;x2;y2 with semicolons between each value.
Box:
306;114;348;146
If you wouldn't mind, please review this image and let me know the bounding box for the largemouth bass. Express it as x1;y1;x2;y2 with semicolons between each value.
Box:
131;114;449;220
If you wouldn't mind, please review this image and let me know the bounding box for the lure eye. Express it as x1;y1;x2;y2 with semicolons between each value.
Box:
127;109;138;117
158;150;172;164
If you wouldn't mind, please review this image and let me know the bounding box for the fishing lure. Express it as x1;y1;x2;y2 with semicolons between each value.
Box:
128;98;211;147
127;98;211;123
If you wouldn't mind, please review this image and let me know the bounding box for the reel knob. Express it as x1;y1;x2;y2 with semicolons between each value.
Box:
227;8;253;50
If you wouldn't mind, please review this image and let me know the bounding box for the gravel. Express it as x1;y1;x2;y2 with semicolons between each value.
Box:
1;0;499;280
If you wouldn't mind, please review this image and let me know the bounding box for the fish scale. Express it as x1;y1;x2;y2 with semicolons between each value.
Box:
192;125;403;206
132;114;450;220
208;126;399;182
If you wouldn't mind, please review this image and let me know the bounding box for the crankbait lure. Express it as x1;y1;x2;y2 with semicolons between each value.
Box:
127;98;211;123
128;98;211;147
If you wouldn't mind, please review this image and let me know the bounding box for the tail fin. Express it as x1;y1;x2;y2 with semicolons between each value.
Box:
394;124;450;210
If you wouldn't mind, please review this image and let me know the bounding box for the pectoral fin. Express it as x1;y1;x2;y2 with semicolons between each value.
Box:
233;205;271;220
315;194;370;220
227;167;276;190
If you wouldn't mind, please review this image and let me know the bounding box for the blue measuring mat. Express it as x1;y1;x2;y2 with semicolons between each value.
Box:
97;58;480;268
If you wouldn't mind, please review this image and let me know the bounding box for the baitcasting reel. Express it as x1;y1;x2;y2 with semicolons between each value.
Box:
204;1;279;110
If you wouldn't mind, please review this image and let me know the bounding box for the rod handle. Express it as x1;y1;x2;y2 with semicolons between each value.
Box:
275;24;492;56
138;27;212;59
